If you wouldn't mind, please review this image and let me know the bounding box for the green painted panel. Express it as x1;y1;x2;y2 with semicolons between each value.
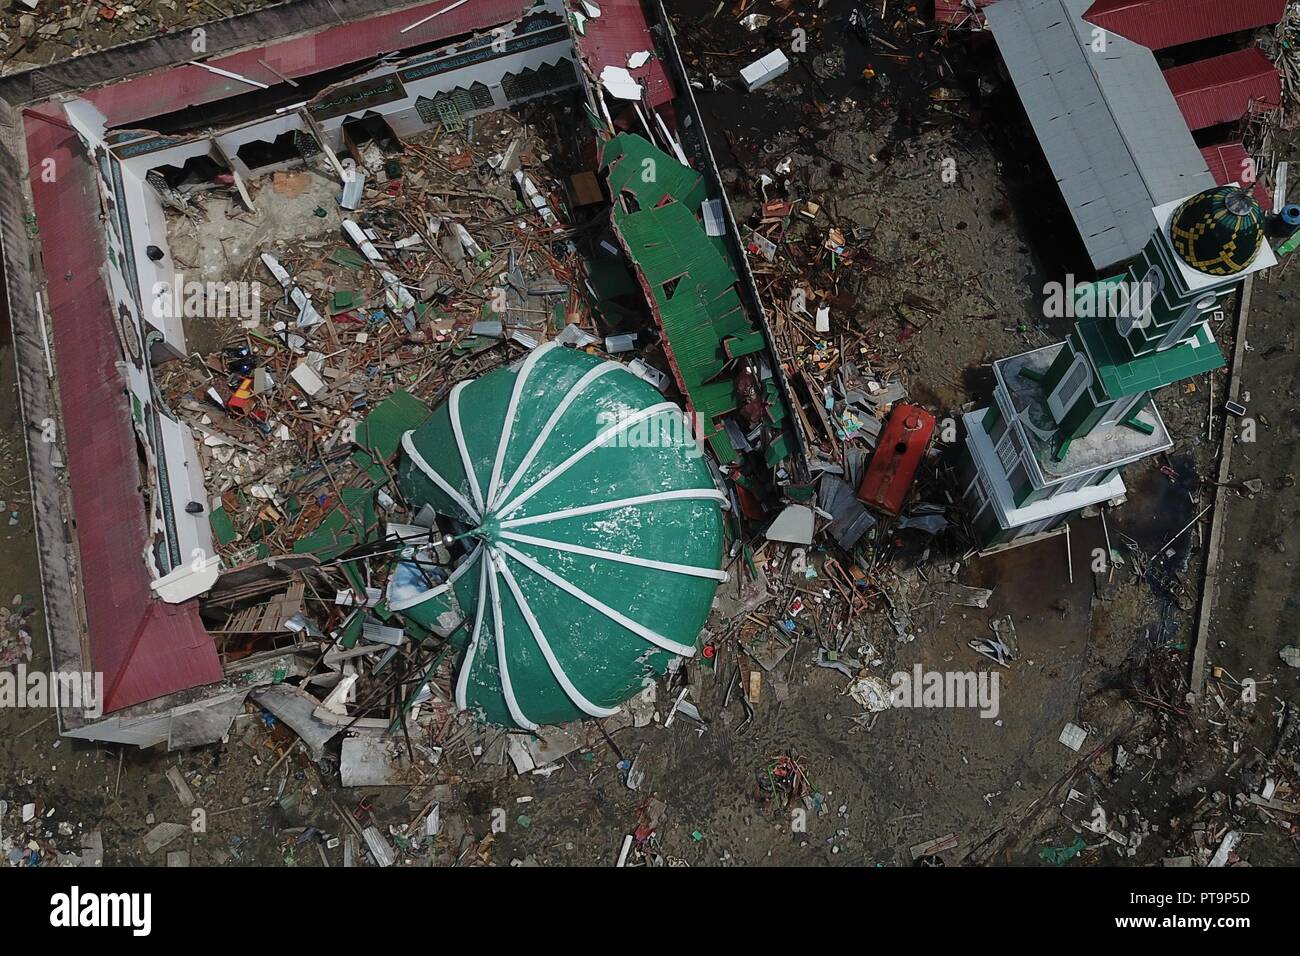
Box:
292;487;378;560
604;132;709;212
210;506;237;547
355;389;431;461
1077;314;1225;398
601;134;782;444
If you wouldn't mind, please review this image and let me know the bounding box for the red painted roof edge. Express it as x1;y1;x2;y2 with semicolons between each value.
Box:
86;0;535;128
574;0;677;108
23;105;223;713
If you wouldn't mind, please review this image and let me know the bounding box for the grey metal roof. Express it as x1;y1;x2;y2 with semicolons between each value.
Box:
986;0;1215;271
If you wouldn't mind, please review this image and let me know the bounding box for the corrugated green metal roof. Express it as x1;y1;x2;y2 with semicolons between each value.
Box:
614;199;745;423
604;133;710;212
724;330;768;358
602;133;797;464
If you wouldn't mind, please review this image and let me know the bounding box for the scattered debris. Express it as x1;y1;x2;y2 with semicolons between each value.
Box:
1058;722;1088;753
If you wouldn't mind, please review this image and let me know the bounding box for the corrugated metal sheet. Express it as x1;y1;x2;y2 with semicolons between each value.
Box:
23;107;223;713
1083;0;1286;51
85;0;534;128
986;0;1214;270
1164;48;1280;130
1200;143;1272;207
575;0;676;108
604;133;749;429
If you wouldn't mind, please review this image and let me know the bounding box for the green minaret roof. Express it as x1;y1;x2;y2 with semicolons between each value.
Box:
1169;186;1266;277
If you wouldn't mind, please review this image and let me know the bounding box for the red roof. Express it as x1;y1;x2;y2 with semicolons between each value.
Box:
574;0;676;108
23;107;224;713
1165;49;1280;130
935;0;994;25
1083;0;1286;51
84;0;534;128
1200;142;1272;208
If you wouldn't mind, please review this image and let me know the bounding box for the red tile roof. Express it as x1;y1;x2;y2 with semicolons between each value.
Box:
83;0;534;128
1083;0;1286;52
574;0;676;108
1165;48;1280;130
1200;142;1272;208
23;106;224;713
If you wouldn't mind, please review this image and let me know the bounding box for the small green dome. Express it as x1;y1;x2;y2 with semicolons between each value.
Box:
1169;186;1266;277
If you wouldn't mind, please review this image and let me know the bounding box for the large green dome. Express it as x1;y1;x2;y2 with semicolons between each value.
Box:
390;343;726;729
1169;186;1266;277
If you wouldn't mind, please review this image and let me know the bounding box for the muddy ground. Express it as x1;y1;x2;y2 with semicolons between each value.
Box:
1;4;1297;867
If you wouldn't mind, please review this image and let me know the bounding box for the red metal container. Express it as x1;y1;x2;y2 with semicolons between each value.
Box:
856;404;935;516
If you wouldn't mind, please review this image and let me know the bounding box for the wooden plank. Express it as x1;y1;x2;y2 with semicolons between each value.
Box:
1191;275;1252;697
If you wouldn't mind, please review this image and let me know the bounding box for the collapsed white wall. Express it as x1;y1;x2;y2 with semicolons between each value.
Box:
62;99;214;579
48;6;579;597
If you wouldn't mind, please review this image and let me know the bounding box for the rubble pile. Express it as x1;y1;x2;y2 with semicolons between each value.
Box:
0;0;278;70
134;78;826;827
0;797;100;868
130;16;982;777
1260;2;1300;122
158;109;593;565
1157;680;1300;867
142;104;692;754
999;651;1300;867
1239;6;1300;209
0;594;35;667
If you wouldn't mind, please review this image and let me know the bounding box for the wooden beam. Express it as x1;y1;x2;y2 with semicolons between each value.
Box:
1190;276;1252;697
